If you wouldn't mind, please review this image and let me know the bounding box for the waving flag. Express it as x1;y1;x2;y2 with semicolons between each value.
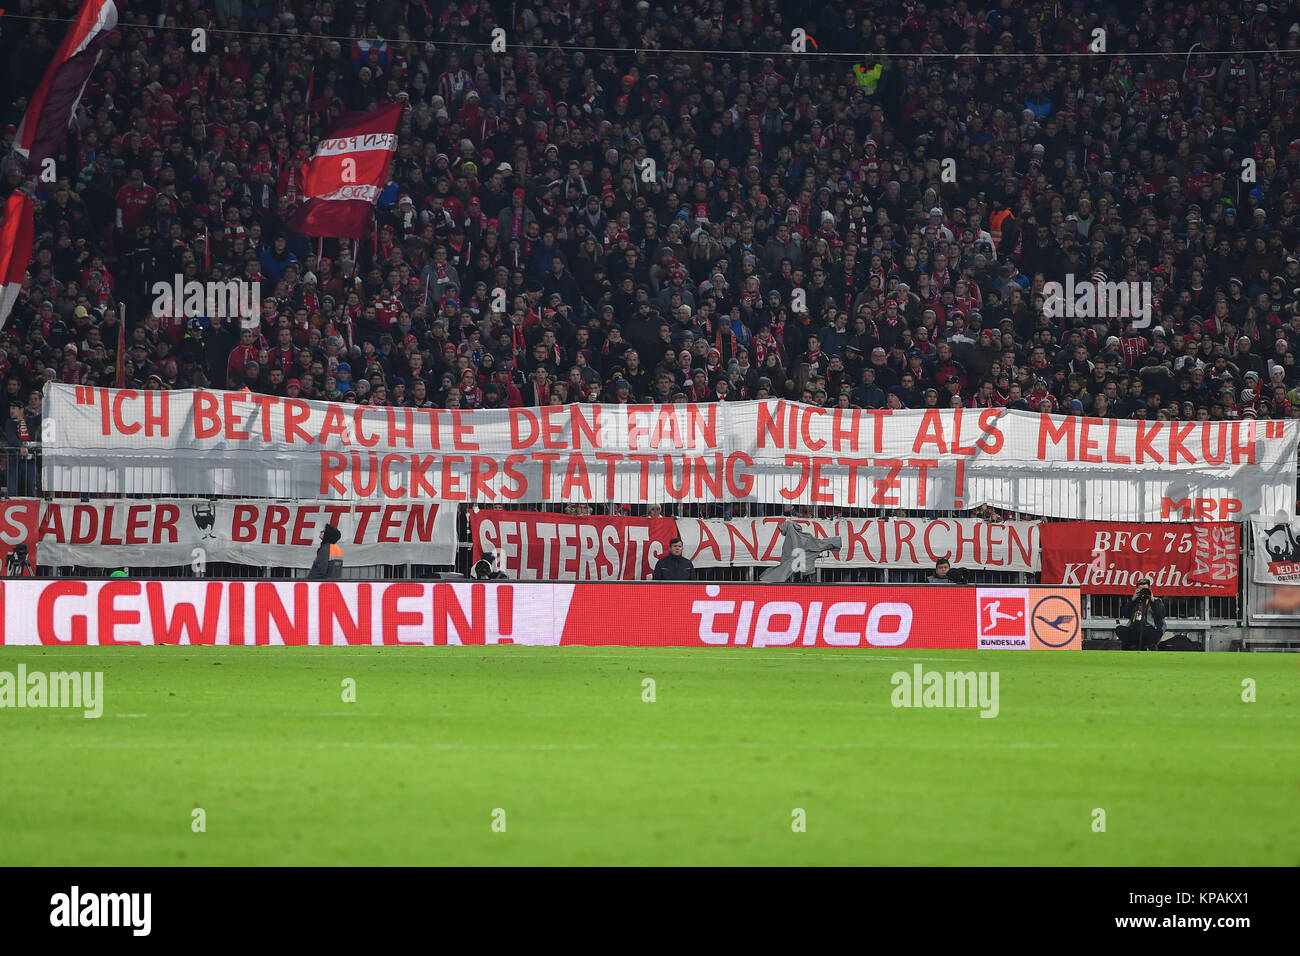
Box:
285;101;404;239
759;521;843;584
0;190;35;331
14;0;118;169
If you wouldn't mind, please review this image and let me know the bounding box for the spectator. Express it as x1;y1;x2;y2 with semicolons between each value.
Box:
3;398;38;495
928;558;956;584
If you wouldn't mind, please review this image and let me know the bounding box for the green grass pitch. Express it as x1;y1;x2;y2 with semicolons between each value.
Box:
0;647;1296;866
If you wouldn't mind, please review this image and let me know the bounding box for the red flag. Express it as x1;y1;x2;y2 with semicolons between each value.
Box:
14;0;118;170
284;102;403;238
0;190;34;331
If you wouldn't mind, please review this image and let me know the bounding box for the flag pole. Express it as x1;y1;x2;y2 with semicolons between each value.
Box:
306;67;315;137
115;302;126;387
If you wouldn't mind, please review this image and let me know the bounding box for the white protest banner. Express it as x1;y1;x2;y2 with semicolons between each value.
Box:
0;498;456;569
1252;515;1300;584
42;385;1298;520
676;517;1039;571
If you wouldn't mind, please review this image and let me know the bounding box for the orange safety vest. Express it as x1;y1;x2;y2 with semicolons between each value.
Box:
989;209;1013;246
329;544;343;559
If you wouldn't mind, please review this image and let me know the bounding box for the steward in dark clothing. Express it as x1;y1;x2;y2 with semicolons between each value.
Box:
309;524;344;580
653;537;697;581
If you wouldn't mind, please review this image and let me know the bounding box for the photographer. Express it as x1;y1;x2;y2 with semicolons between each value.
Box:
1115;575;1166;651
4;543;34;577
471;552;507;580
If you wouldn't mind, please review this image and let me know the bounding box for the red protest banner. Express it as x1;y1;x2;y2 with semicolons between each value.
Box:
471;510;678;580
0;498;39;572
1039;522;1238;595
1191;524;1240;587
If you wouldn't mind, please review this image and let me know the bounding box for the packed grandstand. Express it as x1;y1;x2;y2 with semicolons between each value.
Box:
3;0;1299;426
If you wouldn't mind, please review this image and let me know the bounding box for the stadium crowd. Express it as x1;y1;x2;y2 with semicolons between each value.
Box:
4;0;1300;440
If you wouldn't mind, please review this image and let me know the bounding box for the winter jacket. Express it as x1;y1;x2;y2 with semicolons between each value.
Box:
652;553;697;581
309;524;344;580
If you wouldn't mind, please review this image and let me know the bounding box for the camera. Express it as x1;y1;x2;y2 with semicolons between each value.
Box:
5;543;33;577
471;552;505;580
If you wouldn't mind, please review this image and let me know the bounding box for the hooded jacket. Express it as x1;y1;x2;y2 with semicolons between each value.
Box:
309;524;344;580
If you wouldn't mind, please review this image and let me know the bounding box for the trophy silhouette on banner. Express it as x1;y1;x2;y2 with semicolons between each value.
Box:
193;501;216;540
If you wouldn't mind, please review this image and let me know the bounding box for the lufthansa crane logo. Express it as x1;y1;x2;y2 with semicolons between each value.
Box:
1031;595;1080;648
